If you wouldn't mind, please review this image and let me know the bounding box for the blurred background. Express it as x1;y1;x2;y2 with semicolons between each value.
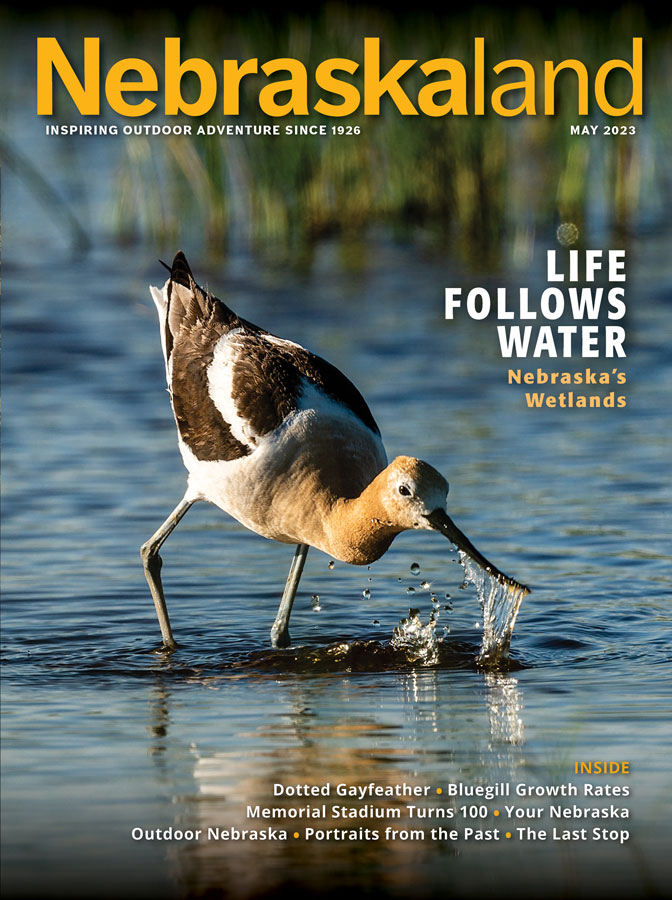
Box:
1;2;670;268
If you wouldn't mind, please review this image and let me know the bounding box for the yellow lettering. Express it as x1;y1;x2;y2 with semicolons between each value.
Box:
259;58;308;116
474;37;485;115
164;38;216;116
492;59;536;116
105;58;157;117
594;38;643;116
544;59;589;115
222;58;258;115
314;58;360;116
35;36;644;121
418;59;468;116
37;37;99;115
363;37;417;115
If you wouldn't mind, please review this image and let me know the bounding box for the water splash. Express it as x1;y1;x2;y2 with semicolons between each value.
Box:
458;551;529;665
391;607;442;665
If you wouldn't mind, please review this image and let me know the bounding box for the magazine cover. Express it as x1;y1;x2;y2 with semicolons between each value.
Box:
2;2;670;898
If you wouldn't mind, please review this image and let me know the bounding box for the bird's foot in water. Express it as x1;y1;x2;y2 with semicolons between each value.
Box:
270;627;292;649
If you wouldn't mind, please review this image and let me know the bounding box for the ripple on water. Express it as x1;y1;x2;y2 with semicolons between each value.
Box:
2;623;529;688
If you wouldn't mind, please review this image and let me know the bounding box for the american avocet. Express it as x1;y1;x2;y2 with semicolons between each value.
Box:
142;251;527;651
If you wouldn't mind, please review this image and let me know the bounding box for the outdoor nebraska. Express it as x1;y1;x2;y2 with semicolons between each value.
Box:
36;37;642;118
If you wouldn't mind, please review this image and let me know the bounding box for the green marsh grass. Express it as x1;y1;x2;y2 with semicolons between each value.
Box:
5;4;670;265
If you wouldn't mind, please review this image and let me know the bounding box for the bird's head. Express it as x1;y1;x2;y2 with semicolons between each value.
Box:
381;456;528;591
381;456;449;530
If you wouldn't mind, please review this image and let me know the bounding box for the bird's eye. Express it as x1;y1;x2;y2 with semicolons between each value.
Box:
398;484;412;497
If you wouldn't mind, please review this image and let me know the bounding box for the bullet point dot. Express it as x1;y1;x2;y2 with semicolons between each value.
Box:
293;832;299;839
494;810;500;816
436;788;443;795
505;832;511;839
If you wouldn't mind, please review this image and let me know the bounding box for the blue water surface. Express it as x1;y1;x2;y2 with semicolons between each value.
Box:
2;115;672;900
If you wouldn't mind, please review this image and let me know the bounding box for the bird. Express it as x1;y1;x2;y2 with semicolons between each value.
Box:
141;251;528;651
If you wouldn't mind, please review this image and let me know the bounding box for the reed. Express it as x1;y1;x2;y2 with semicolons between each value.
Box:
14;5;672;264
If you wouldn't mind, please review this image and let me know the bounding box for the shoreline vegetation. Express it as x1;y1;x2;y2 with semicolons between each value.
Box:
3;5;670;265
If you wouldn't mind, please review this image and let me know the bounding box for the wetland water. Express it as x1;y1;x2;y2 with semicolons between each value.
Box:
2;152;672;899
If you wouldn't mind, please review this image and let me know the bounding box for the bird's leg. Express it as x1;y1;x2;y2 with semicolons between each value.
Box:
271;543;309;649
141;494;197;651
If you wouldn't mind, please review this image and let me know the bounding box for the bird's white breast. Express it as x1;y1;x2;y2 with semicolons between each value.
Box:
179;384;387;549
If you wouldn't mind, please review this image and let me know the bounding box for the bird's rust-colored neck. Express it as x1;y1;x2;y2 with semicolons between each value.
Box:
324;472;402;565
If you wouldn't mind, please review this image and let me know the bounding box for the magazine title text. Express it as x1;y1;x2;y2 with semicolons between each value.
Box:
36;37;643;118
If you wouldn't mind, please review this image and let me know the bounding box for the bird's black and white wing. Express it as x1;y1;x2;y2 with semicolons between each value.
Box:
149;251;382;467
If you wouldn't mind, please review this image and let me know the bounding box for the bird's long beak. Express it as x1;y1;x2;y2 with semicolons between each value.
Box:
425;508;530;594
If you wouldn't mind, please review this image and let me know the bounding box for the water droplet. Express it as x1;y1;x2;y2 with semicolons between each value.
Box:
407;586;415;594
410;562;421;576
445;593;451;600
311;595;322;611
362;588;371;599
328;560;334;570
421;580;431;591
372;619;380;626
